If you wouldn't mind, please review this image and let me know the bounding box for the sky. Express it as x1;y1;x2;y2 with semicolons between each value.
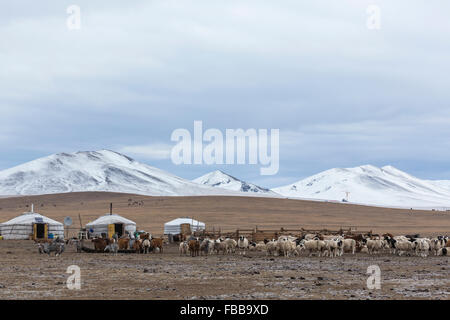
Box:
1;0;450;188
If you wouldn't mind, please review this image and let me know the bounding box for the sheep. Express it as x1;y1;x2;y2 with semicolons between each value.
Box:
384;236;398;254
256;243;267;251
277;236;297;257
300;239;326;257
336;239;345;256
206;239;216;255
294;244;304;256
39;241;65;256
394;239;414;256
322;240;334;257
437;247;448;256
360;245;369;254
200;238;215;255
266;240;279;256
277;236;289;257
322;235;340;241
323;239;343;257
430;238;446;256
413;238;430;257
249;241;266;252
141;239;151;254
334;237;345;256
342;238;356;255
288;240;297;256
394;235;409;242
365;239;385;255
179;241;189;255
104;242;119;255
223;238;237;254
237;236;249;255
214;239;228;255
303;234;318;240
278;235;297;242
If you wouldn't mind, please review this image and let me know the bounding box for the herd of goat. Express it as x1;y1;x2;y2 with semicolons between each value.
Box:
180;233;450;258
35;232;450;258
36;233;165;256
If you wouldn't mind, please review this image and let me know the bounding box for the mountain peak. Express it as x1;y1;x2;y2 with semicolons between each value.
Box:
209;169;230;176
74;150;135;162
193;170;272;194
272;164;450;209
359;164;378;169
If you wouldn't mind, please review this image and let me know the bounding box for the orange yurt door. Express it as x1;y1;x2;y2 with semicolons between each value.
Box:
108;224;115;239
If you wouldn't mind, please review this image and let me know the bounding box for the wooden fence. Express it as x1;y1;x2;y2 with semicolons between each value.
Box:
192;226;373;242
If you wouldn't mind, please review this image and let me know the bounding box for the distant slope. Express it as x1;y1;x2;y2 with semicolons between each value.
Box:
425;179;450;192
1;192;449;236
193;170;275;194
0;150;240;196
272;165;450;209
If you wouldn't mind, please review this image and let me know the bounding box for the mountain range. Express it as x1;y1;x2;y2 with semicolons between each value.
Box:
1;150;450;209
0;150;239;197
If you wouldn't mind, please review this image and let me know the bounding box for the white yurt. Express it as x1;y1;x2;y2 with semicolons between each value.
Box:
164;217;205;235
0;209;64;240
86;214;136;238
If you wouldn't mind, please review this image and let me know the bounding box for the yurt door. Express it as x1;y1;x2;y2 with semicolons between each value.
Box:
34;223;47;239
108;224;115;239
114;223;123;237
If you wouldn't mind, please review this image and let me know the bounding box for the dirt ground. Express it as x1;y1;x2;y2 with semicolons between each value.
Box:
0;192;449;237
0;240;448;300
0;192;448;300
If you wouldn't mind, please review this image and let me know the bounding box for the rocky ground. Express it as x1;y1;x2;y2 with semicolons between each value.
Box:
0;240;448;300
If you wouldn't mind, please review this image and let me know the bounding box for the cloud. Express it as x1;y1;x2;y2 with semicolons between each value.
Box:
0;0;450;186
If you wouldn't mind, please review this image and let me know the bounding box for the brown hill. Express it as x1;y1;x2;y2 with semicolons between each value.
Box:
0;192;449;236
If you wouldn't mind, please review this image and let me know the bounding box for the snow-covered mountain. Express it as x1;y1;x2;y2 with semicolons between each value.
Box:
272;165;450;209
0;150;241;196
425;179;450;192
193;170;273;194
2;151;450;209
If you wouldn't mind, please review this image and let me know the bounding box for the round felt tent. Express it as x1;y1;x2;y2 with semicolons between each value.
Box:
0;211;64;240
86;214;136;238
164;217;205;235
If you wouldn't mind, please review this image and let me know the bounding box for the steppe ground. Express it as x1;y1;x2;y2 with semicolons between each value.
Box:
0;192;449;300
0;240;448;300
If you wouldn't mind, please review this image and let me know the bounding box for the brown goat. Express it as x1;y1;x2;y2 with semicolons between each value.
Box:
150;238;163;253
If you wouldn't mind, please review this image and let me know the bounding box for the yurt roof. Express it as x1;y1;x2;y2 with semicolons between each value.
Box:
164;217;205;227
86;214;136;227
0;212;63;226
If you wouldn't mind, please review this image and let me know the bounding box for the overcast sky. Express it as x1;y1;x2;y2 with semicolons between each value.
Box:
1;1;450;188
